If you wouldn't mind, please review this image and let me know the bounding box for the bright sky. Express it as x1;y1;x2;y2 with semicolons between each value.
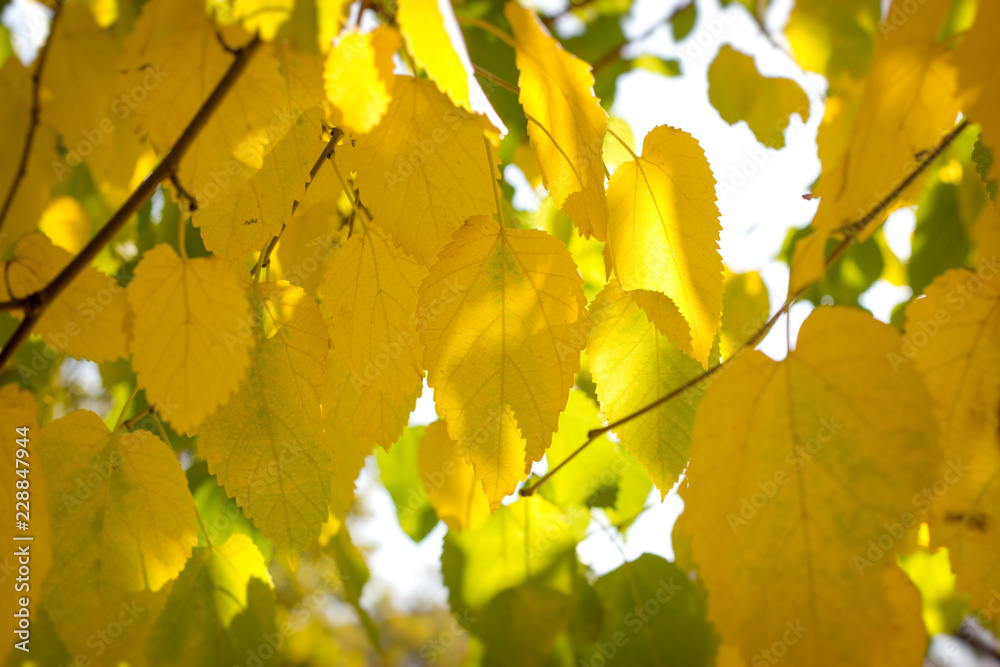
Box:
2;0;921;619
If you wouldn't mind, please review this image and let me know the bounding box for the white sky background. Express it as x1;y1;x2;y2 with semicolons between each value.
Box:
2;0;926;623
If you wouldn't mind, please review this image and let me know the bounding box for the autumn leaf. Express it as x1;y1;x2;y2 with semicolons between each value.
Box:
38;410;198;664
319;224;427;402
127;243;252;434
790;0;961;291
506;1;609;240
398;0;471;111
324;26;399;134
605;125;724;367
418;419;491;533
197;281;333;557
906;268;1000;612
681;307;941;666
954;0;1000;188
354;76;500;265
419;215;587;509
1;233;128;362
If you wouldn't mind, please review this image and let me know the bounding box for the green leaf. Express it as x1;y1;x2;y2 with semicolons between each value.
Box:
579;554;717;666
146;535;277;667
376;426;439;542
327;525;382;655
909;181;973;294
671;3;697;41
973;135;998;204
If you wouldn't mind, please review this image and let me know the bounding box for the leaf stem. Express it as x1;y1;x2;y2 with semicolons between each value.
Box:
472;64;519;95
456;16;517;49
606;126;638;160
331;152;368;229
0;36;263;368
520;119;969;497
0;4;63;238
113;384;141;436
484;134;505;228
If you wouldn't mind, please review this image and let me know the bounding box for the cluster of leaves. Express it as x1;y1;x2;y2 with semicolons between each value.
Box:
0;0;999;665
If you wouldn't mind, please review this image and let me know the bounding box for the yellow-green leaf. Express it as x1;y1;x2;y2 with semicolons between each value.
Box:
954;0;1000;187
38;410;198;663
681;307;940;666
197;281;333;557
354;76;499;265
708;45;810;149
419;216;588;510
146;534;276;667
506;1;608;240
127;243;252;435
587;280;706;496
605;125;723;367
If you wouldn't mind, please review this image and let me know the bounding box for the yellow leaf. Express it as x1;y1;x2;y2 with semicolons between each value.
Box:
418;215;587;509
681;307;940;666
324;26;399;134
0;385;50;667
587;280;706;495
44;4;147;206
707;45;810;149
232;0;293;40
319;225;427;401
0;58;59;255
418;419;491;532
39;196;91;254
398;0;471;111
973;202;1000;262
275;164;345;295
38;410;198;663
127;243;252;435
146;534;275;667
119;0;325;201
506;2;608;241
954;0;1000;186
322;351;419;450
605;125;724;367
354;76;499;265
790;0;960;291
906;267;1000;612
719;269;771;359
198;281;333;557
2;233;128;362
194;106;328;260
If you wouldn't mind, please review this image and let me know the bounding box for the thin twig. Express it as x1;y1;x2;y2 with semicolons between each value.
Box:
254;128;343;278
0;4;63;237
0;36;263;369
122;405;155;430
520;119;968;497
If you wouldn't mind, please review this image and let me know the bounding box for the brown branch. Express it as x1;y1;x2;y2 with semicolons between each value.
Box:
0;4;63;237
520;118;969;497
0;36;263;369
253;127;343;277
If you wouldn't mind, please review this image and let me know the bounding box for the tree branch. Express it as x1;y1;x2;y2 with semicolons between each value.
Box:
0;4;63;237
520;118;969;497
0;35;263;369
